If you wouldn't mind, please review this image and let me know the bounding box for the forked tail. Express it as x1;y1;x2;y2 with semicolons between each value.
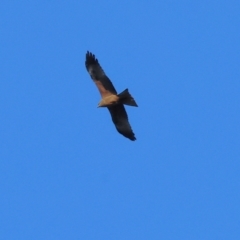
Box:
118;89;138;107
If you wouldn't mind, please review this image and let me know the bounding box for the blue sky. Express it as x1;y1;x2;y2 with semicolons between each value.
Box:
1;0;240;239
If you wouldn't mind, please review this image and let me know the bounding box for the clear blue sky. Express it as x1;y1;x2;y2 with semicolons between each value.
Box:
1;1;240;239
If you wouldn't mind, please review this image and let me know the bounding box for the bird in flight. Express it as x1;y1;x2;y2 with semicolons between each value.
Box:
85;51;138;141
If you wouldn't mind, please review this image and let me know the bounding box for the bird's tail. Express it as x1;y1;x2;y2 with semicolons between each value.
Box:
118;89;138;107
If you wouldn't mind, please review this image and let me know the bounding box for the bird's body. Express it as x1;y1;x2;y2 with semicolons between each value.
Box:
85;51;138;141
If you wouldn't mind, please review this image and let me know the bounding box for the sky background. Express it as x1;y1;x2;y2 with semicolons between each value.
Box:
0;0;240;239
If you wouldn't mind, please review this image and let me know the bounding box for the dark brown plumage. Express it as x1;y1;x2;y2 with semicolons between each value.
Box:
85;51;137;141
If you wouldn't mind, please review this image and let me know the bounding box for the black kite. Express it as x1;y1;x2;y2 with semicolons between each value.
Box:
85;51;138;141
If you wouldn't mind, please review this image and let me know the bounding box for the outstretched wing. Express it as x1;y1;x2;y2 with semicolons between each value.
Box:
85;51;117;97
108;104;136;141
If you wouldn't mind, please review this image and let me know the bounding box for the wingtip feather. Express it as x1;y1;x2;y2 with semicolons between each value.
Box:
85;51;99;68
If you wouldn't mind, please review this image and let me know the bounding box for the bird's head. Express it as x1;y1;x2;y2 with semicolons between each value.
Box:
97;100;107;108
97;99;117;108
98;95;119;108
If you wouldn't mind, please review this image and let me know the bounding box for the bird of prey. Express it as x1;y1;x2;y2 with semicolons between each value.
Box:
85;51;138;141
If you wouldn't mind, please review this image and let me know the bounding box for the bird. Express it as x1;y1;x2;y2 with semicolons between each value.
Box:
85;51;138;141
